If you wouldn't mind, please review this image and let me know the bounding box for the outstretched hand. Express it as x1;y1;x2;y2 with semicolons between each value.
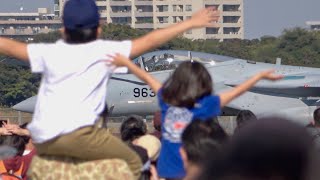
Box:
0;127;12;136
106;53;131;67
259;69;284;81
190;7;220;28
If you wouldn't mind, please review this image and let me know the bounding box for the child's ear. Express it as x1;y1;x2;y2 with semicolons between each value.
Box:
60;28;66;39
180;147;188;167
97;27;102;38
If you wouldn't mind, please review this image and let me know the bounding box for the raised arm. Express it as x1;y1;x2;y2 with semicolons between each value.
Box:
219;70;283;107
0;37;29;62
110;54;162;93
130;8;219;58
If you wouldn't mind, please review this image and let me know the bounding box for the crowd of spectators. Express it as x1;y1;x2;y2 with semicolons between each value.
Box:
2;109;320;180
0;122;36;179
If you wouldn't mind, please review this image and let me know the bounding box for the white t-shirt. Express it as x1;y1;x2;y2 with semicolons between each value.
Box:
27;39;132;143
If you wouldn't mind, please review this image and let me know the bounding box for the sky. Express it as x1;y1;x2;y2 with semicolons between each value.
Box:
0;0;319;39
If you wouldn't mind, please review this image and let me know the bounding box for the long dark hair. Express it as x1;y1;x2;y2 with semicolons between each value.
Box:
162;61;213;108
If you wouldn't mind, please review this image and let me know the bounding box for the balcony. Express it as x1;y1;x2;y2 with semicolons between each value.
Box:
157;16;169;24
109;0;131;6
223;16;241;24
110;6;131;17
222;0;242;5
135;5;153;16
111;17;132;25
135;11;153;17
206;27;219;34
173;5;184;12
0;26;58;36
96;1;107;6
0;20;61;25
100;11;108;18
222;11;242;16
223;4;241;12
135;23;153;29
110;11;131;17
156;5;169;12
136;17;153;23
205;4;220;9
222;34;243;40
135;0;153;6
172;16;183;23
223;27;241;35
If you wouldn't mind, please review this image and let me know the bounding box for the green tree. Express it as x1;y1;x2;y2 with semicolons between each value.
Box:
33;31;61;43
0;63;40;107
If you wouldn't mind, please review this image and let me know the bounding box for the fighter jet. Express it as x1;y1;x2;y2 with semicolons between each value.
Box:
12;50;320;125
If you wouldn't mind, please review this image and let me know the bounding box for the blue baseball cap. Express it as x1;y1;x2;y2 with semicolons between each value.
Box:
63;0;100;30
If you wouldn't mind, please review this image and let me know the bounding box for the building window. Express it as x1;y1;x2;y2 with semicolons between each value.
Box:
186;5;192;11
223;27;240;34
206;27;219;34
173;16;183;23
136;5;153;13
112;17;132;24
173;5;183;12
136;17;153;24
223;16;240;23
157;5;168;12
111;6;131;13
158;16;169;23
223;5;240;12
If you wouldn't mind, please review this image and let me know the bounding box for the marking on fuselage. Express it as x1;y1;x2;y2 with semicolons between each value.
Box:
111;77;147;85
128;100;154;104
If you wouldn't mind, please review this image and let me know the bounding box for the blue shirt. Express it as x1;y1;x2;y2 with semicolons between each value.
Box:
156;90;221;179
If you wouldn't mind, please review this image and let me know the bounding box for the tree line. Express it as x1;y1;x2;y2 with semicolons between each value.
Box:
0;24;319;107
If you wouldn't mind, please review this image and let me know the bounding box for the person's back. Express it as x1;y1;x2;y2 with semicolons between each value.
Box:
28;39;131;142
156;61;222;179
26;1;143;178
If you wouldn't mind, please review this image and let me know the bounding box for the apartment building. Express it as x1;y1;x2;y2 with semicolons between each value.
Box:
56;0;244;41
0;8;61;40
306;21;320;31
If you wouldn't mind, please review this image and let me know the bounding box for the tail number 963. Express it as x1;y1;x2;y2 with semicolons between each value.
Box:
133;88;156;97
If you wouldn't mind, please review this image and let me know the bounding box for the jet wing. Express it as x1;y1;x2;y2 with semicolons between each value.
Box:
216;86;317;125
224;74;320;98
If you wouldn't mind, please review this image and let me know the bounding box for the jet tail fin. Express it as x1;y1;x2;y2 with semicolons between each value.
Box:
138;56;149;71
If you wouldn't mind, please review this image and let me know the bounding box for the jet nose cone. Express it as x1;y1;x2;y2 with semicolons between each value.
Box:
12;96;37;113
